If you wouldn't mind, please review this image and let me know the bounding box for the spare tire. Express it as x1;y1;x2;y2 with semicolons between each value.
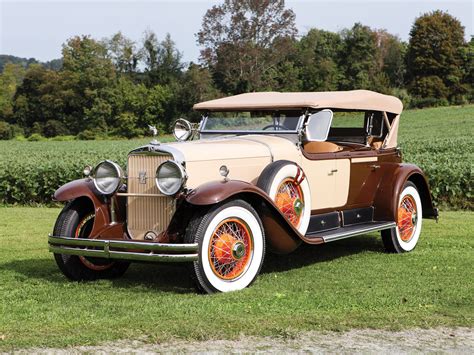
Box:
257;160;311;235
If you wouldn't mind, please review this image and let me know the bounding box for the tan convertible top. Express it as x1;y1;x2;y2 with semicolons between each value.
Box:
193;90;403;114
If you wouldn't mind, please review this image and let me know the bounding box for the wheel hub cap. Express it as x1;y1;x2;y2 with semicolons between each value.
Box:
293;198;303;216
232;241;246;260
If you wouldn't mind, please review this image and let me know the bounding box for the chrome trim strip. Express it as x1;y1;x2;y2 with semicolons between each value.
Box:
321;222;396;243
117;193;168;198
198;130;298;135
48;235;198;252
49;245;198;262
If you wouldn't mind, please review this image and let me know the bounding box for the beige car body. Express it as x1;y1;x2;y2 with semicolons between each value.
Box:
166;135;350;210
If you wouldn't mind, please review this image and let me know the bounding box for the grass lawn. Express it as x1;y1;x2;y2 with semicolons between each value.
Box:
0;207;472;350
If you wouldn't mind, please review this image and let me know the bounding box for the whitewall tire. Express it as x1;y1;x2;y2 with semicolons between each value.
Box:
185;199;265;293
257;160;311;235
382;182;423;253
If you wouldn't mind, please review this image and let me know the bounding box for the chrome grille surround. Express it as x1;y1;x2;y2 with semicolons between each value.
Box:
127;152;176;240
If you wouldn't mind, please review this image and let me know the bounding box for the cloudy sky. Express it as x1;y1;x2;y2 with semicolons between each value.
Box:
0;0;472;63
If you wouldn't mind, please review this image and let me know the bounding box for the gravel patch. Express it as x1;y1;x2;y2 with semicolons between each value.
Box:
11;327;474;354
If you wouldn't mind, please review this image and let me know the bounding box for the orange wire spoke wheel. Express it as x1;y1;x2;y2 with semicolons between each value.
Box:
208;218;253;280
75;214;113;271
275;178;304;228
397;195;418;242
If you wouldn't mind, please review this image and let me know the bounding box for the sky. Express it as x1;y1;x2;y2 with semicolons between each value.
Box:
0;0;472;64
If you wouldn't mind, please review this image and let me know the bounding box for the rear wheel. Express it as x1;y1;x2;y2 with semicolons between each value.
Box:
53;201;129;280
257;160;311;235
185;199;265;293
382;182;423;253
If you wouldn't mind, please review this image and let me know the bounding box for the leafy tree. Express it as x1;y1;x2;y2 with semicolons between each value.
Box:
43;119;70;137
0;55;38;72
339;23;378;90
297;29;342;91
374;30;406;88
197;0;297;93
104;32;140;74
406;10;467;102
0;63;25;121
106;76;172;136
12;65;63;130
141;32;183;86
61;36;116;133
0;121;12;140
177;63;221;120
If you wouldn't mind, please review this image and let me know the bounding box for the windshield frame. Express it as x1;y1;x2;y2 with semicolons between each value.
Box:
198;111;306;136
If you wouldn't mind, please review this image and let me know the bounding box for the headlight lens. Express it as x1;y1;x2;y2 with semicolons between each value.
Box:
93;160;123;195
155;160;186;195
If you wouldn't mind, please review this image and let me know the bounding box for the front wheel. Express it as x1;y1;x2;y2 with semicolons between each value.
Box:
53;201;130;280
382;182;423;253
185;199;265;293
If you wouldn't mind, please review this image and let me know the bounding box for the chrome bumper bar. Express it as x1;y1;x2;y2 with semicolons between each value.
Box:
48;235;199;262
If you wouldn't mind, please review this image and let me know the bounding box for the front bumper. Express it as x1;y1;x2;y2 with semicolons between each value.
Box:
48;235;199;262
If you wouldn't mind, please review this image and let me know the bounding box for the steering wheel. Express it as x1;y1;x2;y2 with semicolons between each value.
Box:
262;123;290;131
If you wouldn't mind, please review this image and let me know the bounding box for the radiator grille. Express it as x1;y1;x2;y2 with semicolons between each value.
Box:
127;153;175;240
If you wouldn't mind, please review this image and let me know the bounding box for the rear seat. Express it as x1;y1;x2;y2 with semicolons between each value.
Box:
303;141;343;154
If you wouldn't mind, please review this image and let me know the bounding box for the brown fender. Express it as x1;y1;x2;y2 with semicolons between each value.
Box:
374;163;438;222
186;180;303;254
53;179;126;239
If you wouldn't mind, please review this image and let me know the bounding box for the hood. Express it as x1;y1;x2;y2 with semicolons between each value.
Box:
162;135;297;163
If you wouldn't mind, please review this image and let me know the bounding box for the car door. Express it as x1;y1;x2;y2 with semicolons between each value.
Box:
346;150;382;207
301;154;350;210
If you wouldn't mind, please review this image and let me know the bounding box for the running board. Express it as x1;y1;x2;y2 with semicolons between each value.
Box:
305;221;396;243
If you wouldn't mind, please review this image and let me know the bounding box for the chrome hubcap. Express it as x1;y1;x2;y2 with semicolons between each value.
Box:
232;242;246;260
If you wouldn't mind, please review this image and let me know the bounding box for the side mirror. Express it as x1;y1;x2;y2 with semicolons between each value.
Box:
305;109;333;142
173;118;193;142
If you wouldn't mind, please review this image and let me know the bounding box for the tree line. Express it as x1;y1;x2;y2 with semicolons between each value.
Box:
0;1;472;140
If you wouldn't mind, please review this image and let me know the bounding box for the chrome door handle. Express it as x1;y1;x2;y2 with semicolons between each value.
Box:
328;169;338;175
370;164;381;170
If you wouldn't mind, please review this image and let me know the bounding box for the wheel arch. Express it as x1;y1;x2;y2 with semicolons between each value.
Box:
53;178;111;237
185;180;302;254
407;172;437;219
374;163;437;222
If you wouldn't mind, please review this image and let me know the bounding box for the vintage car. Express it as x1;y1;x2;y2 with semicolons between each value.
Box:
49;90;438;293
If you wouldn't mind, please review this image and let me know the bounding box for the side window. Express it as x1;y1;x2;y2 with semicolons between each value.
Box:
330;111;365;128
327;111;367;144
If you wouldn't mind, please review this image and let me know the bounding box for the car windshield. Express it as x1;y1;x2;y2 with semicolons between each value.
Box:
201;111;303;134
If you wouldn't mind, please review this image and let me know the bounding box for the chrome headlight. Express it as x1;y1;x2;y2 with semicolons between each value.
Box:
155;160;186;196
93;160;123;195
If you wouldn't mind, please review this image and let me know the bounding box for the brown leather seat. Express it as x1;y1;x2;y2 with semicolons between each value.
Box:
303;141;343;154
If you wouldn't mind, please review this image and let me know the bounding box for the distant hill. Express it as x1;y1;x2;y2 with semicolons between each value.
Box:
0;55;62;72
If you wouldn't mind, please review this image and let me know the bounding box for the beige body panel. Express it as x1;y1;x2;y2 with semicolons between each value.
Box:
166;135;301;189
300;157;350;210
334;159;350;207
300;159;335;209
186;157;270;187
165;135;351;209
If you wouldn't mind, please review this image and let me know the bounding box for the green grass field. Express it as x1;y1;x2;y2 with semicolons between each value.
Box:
0;207;472;350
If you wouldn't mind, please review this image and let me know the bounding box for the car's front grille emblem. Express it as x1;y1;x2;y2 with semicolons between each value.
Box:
138;171;147;184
